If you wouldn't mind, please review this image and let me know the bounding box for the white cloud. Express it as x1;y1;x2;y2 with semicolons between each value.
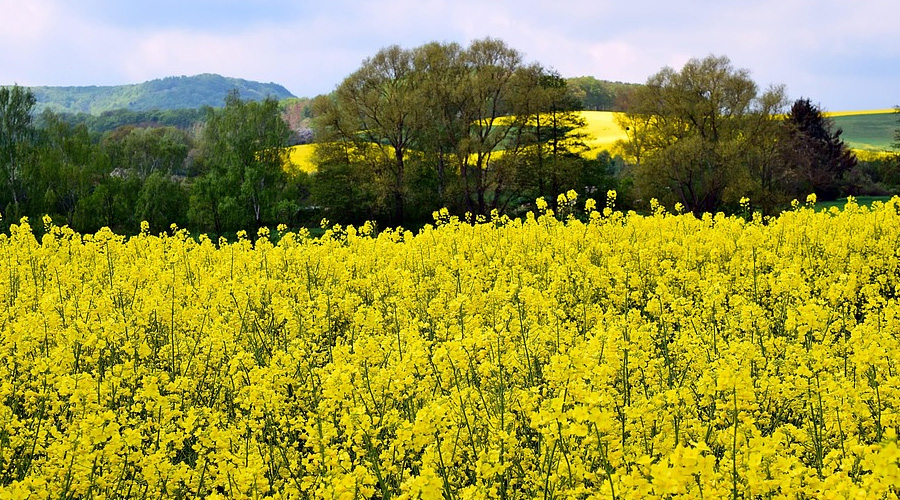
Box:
0;0;896;109
0;0;57;45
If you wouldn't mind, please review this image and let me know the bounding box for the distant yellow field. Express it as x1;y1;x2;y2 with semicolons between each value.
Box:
285;144;317;174
580;111;628;156
824;109;895;117
852;149;897;162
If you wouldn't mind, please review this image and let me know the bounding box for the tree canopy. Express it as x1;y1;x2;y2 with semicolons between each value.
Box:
615;56;861;214
313;38;601;224
0;43;890;236
0;85;38;219
616;55;788;214
189;91;293;236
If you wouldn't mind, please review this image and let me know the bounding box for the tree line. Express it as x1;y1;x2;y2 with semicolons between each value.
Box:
0;87;304;237
30;73;295;115
310;38;617;225
618;55;869;215
1;39;898;237
312;43;893;221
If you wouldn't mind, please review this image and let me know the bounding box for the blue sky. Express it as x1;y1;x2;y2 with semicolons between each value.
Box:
1;0;896;111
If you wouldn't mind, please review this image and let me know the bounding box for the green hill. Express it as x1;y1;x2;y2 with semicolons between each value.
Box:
827;110;897;151
26;74;296;115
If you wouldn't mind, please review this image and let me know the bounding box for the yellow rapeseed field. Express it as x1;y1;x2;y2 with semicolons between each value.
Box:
2;194;899;499
579;111;628;157
823;109;896;118
286;144;318;175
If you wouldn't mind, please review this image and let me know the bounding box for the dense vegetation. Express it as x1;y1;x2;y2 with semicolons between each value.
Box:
0;40;897;237
26;74;295;115
49;108;207;135
564;76;640;111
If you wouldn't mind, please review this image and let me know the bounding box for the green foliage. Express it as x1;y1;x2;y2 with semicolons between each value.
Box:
135;171;189;232
314;38;605;224
54;108;206;135
0;84;37;220
25;74;295;115
618;55;788;214
508;69;592;207
189;91;291;236
74;175;141;233
102;125;193;178
782;98;857;201
845;156;900;196
30;111;108;226
10;42;890;234
565;76;640;111
310;141;380;225
0;84;310;236
330;44;424;224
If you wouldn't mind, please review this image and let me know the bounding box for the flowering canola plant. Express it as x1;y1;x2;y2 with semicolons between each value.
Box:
1;195;899;499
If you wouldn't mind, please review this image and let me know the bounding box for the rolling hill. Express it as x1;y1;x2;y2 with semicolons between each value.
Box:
27;74;296;115
827;109;897;151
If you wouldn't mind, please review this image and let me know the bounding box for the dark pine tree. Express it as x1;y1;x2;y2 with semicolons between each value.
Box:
784;98;857;200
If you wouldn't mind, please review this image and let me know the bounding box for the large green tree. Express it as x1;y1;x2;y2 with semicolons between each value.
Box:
325;45;424;224
189;91;291;236
617;55;787;214
452;38;531;215
31;111;108;226
412;41;468;210
0;85;37;219
316;38;549;221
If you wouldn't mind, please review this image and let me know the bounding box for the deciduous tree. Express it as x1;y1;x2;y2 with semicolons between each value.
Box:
327;46;424;224
0;85;37;218
617;55;787;214
189;91;290;236
453;38;529;215
316;38;546;221
32;111;108;226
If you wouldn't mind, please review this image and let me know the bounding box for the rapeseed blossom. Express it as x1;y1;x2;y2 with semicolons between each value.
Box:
1;197;899;498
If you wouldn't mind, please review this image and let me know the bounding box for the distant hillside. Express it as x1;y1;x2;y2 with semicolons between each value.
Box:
826;110;897;151
566;76;642;111
27;74;296;115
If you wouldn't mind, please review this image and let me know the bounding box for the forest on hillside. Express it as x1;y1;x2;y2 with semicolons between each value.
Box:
1;39;898;237
28;74;296;115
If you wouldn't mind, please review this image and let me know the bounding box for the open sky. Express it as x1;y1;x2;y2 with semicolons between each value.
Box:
1;0;896;111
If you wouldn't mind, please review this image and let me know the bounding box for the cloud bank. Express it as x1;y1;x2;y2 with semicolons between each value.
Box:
0;0;896;110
